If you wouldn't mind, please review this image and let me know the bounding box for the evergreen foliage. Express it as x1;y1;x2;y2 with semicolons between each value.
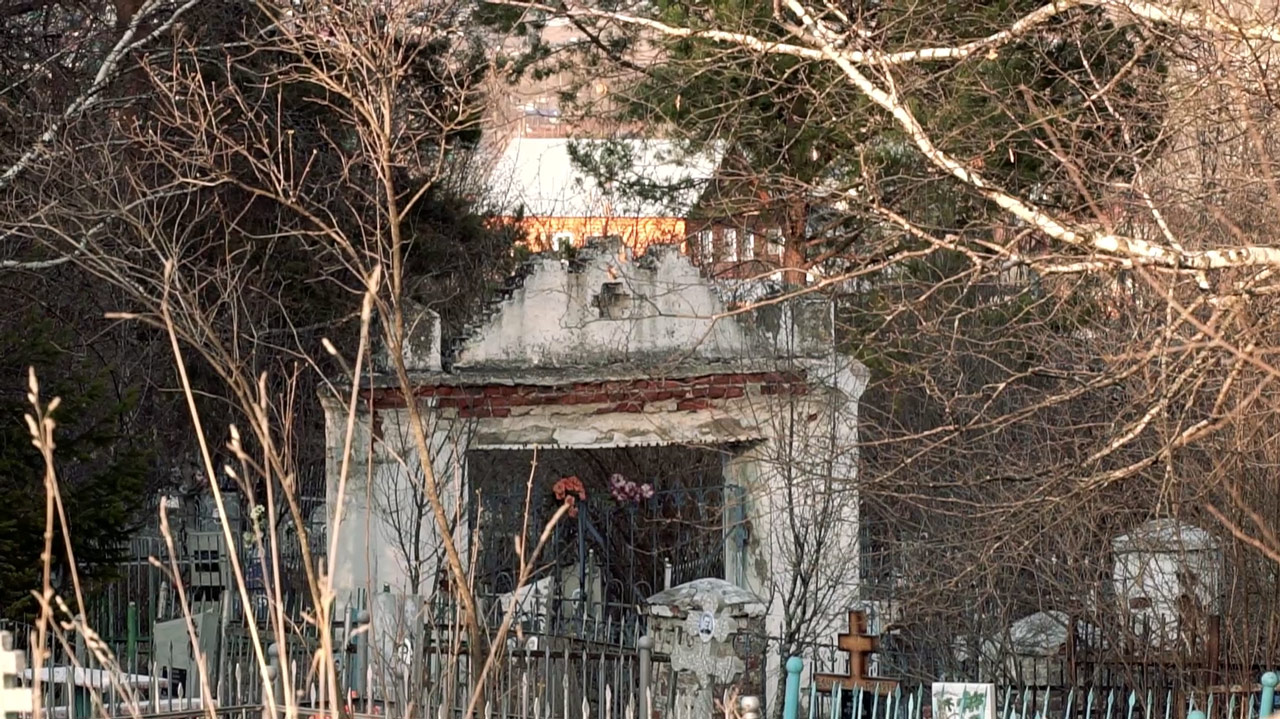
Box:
541;0;1167;272
0;312;149;619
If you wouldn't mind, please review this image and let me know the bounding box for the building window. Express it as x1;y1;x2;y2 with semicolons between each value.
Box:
766;228;784;258
743;231;756;261
724;228;738;262
697;229;714;262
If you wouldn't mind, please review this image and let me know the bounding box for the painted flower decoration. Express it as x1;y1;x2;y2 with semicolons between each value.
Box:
553;476;587;517
608;473;654;503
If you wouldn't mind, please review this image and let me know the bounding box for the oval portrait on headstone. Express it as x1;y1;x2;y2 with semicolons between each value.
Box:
697;611;715;642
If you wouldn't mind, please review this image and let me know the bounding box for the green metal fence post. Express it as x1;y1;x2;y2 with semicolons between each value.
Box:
126;601;138;673
1188;710;1206;719
783;656;804;719
1262;672;1278;719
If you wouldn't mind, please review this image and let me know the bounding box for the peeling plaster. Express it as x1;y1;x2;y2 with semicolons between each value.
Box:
325;239;869;709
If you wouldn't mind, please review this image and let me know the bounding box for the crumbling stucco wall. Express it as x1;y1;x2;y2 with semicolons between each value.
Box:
324;239;868;706
324;403;468;603
452;243;833;370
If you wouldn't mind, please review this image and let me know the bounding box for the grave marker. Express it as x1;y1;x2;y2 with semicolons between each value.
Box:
814;611;898;693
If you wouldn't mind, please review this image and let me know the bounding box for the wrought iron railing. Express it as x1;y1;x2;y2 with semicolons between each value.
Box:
469;482;747;612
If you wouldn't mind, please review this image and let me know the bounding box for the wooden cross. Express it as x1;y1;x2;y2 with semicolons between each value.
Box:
814;611;899;694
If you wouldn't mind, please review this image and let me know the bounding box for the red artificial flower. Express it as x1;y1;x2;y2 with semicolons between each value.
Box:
552;476;587;517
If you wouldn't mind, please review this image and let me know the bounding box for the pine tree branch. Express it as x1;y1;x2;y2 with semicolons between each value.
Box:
497;0;1280;272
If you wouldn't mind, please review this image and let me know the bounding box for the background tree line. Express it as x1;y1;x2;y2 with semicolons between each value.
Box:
0;0;518;620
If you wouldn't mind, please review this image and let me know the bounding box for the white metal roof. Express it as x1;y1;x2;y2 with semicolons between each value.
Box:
1112;518;1219;553
487;137;723;219
1006;610;1070;656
